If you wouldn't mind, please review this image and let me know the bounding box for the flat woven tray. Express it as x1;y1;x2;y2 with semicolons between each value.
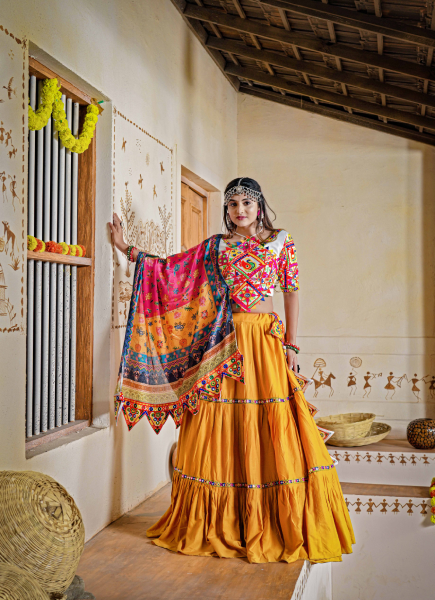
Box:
327;422;391;447
315;412;376;441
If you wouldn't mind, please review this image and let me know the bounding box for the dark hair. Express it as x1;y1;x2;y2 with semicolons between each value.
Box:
223;177;276;236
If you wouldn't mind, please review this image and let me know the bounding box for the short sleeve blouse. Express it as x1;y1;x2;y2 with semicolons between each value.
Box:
218;229;299;312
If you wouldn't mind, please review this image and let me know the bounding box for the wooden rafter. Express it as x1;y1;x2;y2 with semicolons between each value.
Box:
169;0;435;146
207;37;435;111
259;0;435;48
225;64;435;131
170;0;240;92
240;85;435;146
184;4;435;82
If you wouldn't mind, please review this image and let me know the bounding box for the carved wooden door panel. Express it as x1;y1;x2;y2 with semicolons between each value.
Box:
181;182;207;251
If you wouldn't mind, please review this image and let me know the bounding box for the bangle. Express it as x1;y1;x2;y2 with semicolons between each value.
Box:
285;343;300;354
126;245;136;262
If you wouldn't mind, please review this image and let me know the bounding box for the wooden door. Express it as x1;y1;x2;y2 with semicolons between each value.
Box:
181;181;207;251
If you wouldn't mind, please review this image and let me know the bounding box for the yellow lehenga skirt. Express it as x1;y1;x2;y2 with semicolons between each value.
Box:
147;313;355;563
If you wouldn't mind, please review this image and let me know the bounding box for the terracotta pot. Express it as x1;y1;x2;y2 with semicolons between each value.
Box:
406;418;435;450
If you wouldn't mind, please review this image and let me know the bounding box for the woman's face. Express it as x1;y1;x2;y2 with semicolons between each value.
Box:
226;193;258;228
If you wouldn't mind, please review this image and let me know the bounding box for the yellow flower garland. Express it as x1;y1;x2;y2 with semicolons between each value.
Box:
28;79;60;131
28;78;99;154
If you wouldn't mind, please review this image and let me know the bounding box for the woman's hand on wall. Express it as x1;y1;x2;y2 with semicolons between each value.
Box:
108;212;128;253
287;348;298;372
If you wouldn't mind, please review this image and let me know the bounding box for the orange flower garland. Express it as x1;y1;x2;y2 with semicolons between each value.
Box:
45;241;62;254
27;236;86;257
27;235;45;252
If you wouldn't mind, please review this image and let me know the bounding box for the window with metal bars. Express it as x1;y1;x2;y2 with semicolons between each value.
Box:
26;59;95;449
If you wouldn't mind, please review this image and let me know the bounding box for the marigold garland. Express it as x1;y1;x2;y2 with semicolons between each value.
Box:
28;78;99;154
430;477;435;524
28;236;86;257
59;242;70;255
27;235;37;251
28;79;60;131
45;241;62;254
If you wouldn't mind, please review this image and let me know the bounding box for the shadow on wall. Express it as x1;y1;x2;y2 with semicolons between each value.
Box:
411;141;435;420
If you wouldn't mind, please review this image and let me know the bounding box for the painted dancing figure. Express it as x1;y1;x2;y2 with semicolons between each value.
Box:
109;176;355;564
348;372;357;395
385;372;407;400
8;175;18;210
410;373;430;401
363;372;382;398
0;171;7;203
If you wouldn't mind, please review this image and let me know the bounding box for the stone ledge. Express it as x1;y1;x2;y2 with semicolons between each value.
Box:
341;482;428;498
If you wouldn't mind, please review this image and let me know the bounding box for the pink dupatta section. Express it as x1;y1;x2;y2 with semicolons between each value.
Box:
115;235;244;433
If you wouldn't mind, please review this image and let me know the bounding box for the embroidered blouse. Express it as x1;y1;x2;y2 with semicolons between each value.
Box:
218;229;299;312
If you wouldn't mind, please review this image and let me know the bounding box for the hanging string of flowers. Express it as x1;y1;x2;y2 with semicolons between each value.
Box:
27;235;86;257
28;78;100;154
27;79;60;131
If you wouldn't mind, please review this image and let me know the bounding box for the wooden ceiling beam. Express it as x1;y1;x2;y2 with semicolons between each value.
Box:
260;0;435;48
225;64;435;130
184;4;435;81
240;85;435;146
169;0;240;92
207;37;435;109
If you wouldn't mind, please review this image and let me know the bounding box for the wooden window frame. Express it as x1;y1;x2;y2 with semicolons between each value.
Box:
26;59;96;451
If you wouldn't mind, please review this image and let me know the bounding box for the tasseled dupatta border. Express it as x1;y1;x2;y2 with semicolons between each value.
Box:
115;235;244;433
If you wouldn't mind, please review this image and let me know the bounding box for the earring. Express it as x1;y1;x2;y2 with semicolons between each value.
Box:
257;208;264;233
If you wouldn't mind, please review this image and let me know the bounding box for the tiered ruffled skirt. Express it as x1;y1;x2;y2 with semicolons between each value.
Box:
147;313;355;563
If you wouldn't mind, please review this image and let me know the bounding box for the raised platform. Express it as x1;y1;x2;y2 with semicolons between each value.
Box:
328;438;435;486
77;484;329;600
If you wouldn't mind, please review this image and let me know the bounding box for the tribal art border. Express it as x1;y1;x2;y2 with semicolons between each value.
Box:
345;497;431;515
331;450;435;466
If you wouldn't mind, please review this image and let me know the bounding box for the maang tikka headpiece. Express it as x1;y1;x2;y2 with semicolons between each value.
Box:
224;178;262;205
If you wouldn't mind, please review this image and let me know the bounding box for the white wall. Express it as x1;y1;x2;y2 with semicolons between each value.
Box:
332;493;433;600
238;94;435;437
0;0;237;541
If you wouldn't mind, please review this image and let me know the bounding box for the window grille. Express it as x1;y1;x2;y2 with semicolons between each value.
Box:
26;75;79;437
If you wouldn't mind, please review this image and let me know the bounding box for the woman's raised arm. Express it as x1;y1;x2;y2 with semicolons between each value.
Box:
108;212;139;262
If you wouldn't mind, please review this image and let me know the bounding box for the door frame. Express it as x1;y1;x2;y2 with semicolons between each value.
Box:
181;175;209;247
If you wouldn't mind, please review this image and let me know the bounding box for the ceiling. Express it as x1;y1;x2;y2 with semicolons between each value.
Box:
171;0;435;145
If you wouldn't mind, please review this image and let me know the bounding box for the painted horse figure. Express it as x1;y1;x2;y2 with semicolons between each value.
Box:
312;372;336;398
2;221;15;258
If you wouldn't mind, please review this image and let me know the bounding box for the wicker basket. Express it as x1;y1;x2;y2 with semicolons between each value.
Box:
0;563;50;600
315;412;376;441
327;422;391;447
0;471;85;596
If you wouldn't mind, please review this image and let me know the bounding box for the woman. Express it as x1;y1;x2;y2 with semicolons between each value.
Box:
109;177;355;564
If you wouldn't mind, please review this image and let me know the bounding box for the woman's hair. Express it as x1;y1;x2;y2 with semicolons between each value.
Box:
223;177;276;235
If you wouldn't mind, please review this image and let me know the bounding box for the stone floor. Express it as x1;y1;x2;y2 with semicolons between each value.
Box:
77;484;304;600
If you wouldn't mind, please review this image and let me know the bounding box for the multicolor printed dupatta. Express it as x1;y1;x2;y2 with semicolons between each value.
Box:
115;234;244;433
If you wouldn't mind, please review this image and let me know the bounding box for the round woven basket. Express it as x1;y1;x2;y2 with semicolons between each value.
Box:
327;422;391;447
315;412;376;441
0;471;85;596
0;563;50;600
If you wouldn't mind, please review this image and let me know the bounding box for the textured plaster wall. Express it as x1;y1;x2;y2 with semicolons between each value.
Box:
0;0;237;540
238;94;435;437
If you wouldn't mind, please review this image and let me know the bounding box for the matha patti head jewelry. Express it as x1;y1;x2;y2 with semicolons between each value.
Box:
224;178;262;205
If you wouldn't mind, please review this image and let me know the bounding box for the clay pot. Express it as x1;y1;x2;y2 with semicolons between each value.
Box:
406;418;435;450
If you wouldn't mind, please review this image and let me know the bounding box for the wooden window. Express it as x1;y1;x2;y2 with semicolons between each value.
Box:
26;59;95;451
181;176;208;251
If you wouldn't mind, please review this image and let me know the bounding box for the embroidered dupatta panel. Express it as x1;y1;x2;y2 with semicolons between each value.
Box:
115;235;244;433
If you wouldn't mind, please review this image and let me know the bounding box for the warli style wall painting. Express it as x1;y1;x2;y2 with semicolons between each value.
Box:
112;108;173;329
302;355;435;404
0;25;26;333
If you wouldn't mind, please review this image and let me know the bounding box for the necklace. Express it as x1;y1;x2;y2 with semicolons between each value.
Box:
233;230;258;243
